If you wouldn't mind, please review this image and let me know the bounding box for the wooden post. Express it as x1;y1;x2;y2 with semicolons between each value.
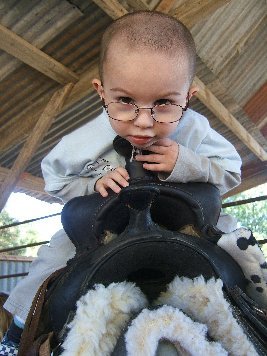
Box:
0;83;73;212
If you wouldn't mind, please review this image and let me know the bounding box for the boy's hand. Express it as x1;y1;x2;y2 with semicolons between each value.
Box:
95;167;129;197
135;138;179;173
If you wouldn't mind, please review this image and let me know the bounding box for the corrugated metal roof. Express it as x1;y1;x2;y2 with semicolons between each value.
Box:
0;0;84;80
192;0;267;105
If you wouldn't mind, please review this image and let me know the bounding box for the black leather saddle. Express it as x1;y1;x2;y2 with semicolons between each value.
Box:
29;137;266;355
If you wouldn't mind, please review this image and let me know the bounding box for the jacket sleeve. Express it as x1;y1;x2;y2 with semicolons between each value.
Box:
159;110;242;195
41;137;106;203
160;145;241;195
41;113;117;203
43;171;103;203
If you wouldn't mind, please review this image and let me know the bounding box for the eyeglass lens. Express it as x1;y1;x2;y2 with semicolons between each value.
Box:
106;102;183;123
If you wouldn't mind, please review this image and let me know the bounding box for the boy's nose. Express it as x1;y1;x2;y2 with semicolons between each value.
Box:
133;108;154;128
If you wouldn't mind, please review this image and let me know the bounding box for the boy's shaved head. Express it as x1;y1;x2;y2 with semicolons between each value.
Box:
99;11;196;84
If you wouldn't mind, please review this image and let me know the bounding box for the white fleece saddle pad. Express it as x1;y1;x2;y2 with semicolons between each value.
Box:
59;227;266;355
61;276;258;356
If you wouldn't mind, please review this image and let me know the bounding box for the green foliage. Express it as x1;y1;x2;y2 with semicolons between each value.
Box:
223;183;267;257
0;210;38;256
223;184;266;234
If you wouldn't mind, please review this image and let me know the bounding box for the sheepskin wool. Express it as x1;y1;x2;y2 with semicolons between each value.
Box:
156;276;258;356
217;228;267;308
61;277;258;356
124;305;227;356
61;282;147;355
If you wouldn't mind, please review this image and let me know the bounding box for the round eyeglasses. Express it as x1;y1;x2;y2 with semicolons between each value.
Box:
103;99;188;124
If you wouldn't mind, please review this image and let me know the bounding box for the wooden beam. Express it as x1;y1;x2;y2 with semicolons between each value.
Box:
0;3;83;82
0;92;54;152
0;167;45;193
170;0;231;29
126;0;150;11
0;24;79;85
193;77;267;161
64;63;99;110
223;170;267;198
155;0;177;13
91;0;128;20
0;64;99;152
0;167;60;204
0;83;73;212
258;116;267;130
92;0;230;29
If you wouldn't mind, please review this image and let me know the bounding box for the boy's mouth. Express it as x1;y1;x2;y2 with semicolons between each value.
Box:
127;135;154;146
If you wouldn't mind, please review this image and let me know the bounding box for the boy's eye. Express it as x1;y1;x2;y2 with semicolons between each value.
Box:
154;99;172;106
118;97;134;105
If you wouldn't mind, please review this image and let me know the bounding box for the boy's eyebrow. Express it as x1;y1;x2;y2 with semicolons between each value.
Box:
110;87;133;95
110;87;182;96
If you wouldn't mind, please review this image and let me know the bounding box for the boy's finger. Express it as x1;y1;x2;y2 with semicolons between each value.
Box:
143;163;165;171
106;178;123;193
114;167;130;180
97;185;108;197
153;138;173;147
135;154;162;163
111;171;130;187
141;145;166;154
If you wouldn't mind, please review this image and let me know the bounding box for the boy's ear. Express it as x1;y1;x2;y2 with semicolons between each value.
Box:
92;78;104;99
188;85;199;100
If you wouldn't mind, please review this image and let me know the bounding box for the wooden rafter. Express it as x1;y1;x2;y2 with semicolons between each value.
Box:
0;24;79;85
0;83;73;211
0;65;99;152
91;0;128;19
223;164;267;198
0;167;60;204
169;0;231;28
194;77;267;161
155;0;177;13
64;64;99;109
126;0;150;11
0;167;45;195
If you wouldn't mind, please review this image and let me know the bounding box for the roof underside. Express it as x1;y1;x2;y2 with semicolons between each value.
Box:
0;0;266;206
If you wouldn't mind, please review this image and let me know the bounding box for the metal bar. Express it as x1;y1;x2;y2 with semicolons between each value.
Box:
0;241;49;253
222;195;267;208
0;272;28;280
0;212;61;230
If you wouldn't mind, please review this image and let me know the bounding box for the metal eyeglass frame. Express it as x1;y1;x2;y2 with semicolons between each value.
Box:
102;94;189;124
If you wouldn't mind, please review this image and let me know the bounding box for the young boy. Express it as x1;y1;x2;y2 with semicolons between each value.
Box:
1;11;241;354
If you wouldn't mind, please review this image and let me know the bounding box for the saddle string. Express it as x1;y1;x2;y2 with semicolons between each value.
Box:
130;145;142;162
18;268;66;355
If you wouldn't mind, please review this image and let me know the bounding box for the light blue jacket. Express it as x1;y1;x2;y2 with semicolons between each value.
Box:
42;109;241;203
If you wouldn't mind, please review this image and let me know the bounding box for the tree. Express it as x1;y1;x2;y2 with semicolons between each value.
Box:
223;184;267;257
0;210;38;256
